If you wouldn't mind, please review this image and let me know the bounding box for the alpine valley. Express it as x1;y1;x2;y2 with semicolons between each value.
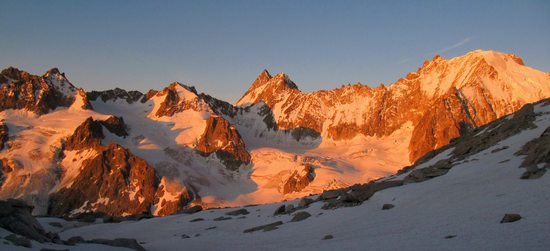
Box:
0;49;549;221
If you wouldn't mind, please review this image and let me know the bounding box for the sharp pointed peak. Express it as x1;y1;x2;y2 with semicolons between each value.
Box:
259;69;272;79
44;67;65;78
165;81;198;95
272;72;298;90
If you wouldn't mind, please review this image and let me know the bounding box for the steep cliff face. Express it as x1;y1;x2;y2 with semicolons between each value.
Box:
0;67;83;115
51;118;190;217
196;116;251;170
236;50;550;162
49;144;158;217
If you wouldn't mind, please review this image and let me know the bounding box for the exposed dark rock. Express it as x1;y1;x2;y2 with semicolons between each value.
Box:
405;165;450;183
181;234;190;239
0;67;77;115
181;205;203;214
87;88;144;104
0;199;51;242
225;208;249;216
200;93;238;118
402;102;541;184
5;234;32;248
213;216;232;221
320;190;342;200
66;236;85;245
243;221;283;233
100;116;129;137
153;83;199;117
0;122;8;150
298;197;314;208
291;211;311;222
152;180;192;217
64;117;104;151
382;204;395;210
189;218;204;222
515;126;550;179
491;146;509;153
322;234;334;240
500;213;522;223
196;115;251;170
273;205;286;216
87;238;146;251
48;144;158;217
319;180;403;210
452;103;536;159
281;165;315;194
290;127;321;141
445;235;457;239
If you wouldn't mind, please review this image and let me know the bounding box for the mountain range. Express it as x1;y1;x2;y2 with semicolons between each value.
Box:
0;49;549;217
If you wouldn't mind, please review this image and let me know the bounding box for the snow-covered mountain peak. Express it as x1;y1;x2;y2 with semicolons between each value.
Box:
43;67;63;78
236;70;299;106
43;68;77;98
166;81;198;95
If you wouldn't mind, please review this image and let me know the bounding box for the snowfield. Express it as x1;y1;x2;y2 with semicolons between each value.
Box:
27;101;546;250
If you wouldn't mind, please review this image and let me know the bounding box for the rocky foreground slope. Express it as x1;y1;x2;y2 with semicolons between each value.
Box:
1;97;548;250
0;50;549;218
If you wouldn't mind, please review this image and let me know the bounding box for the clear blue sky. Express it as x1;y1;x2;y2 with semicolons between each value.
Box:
1;0;549;103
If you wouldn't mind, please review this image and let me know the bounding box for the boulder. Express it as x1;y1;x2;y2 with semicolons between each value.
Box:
273;205;286;216
298;197;314;208
500;213;522;223
213;216;232;221
181;205;203;214
382;204;395;210
225;208;249;216
0;199;51;242
291;211;311;222
322;234;334;240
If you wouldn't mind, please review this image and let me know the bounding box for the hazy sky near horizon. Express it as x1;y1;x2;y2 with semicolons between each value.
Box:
1;0;549;103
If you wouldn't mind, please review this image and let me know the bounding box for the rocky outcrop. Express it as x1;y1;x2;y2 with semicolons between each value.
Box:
500;213;522;223
64;117;104;151
0;67;78;115
87;88;144;104
0;122;8;150
319;180;404;209
65;116;130;151
515;125;550;179
281;165;315;194
0;199;52;242
49;144;158;217
100;116;129;137
196;116;251;170
390;99;549;188
152;178;192;216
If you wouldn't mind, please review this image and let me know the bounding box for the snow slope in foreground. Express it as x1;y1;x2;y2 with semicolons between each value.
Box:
54;101;550;250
